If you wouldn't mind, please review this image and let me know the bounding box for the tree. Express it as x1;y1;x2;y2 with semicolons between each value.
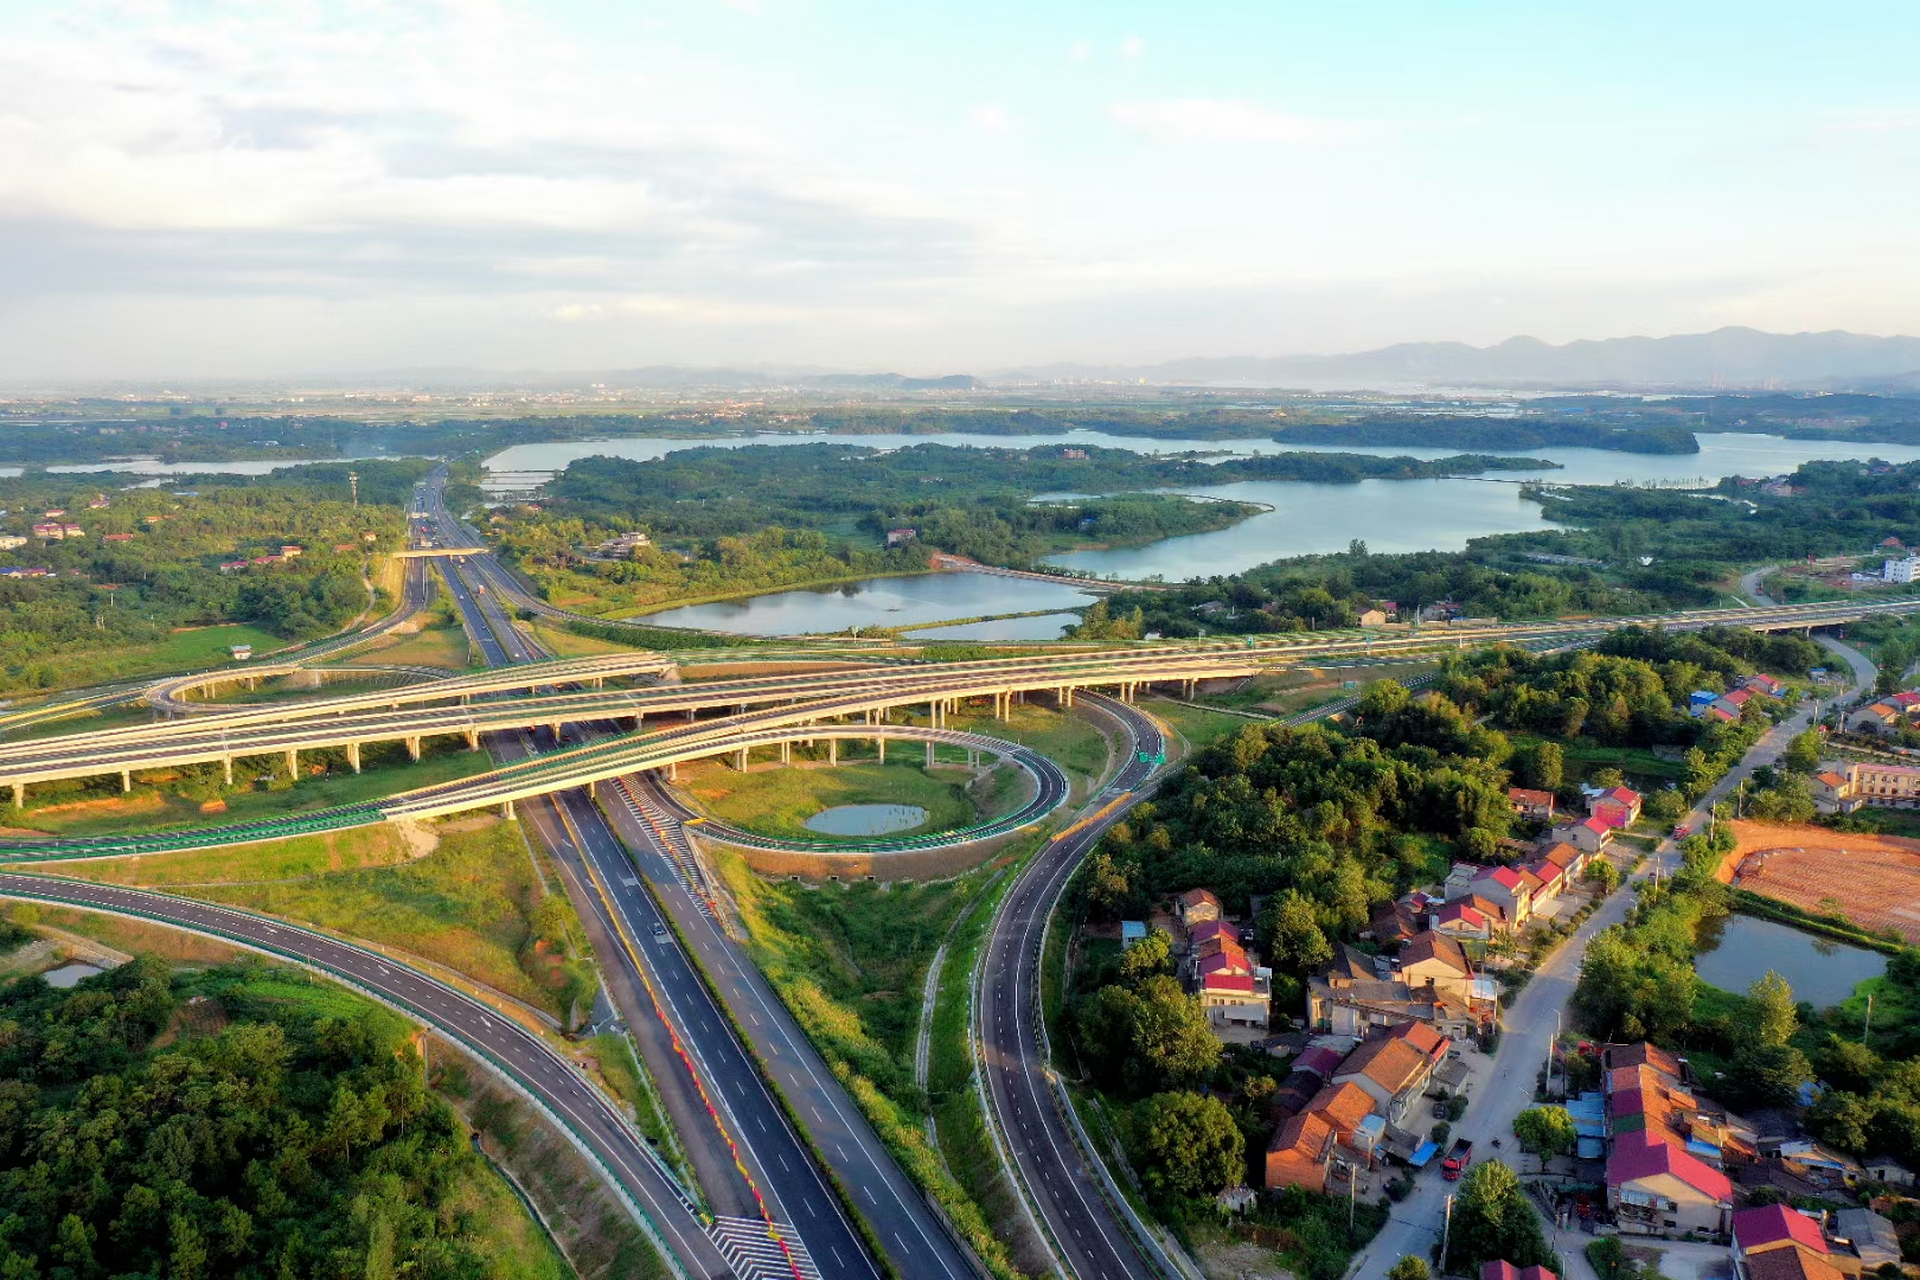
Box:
1259;891;1333;976
1783;728;1822;775
1118;930;1173;985
1519;741;1563;792
1446;1160;1553;1273
1126;975;1223;1091
1386;1258;1430;1280
1749;971;1799;1048
1125;1092;1244;1204
1726;1041;1814;1111
1512;1106;1577;1171
1590;766;1626;790
1584;857;1622;894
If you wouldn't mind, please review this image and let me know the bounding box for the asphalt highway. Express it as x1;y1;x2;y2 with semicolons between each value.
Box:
977;692;1174;1280
0;871;731;1280
438;547;875;1280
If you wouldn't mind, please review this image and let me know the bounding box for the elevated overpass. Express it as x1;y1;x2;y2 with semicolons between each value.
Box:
144;649;676;716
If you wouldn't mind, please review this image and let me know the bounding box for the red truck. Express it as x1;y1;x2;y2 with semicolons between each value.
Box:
1442;1138;1474;1181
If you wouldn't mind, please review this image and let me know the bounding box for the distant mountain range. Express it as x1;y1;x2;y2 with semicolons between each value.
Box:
996;327;1920;392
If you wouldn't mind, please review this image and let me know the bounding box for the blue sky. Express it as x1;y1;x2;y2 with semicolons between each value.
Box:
2;0;1917;379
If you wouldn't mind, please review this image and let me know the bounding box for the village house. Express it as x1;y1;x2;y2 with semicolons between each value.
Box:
1330;1033;1438;1128
1589;786;1643;829
1732;1204;1841;1280
1813;760;1920;812
1176;888;1222;927
1481;1265;1557;1280
1396;931;1476;1001
1551;815;1615;856
1507;787;1556;823
1431;896;1504;943
1263;1111;1336;1192
1607;1132;1733;1237
1307;943;1485;1038
1357;608;1389;627
1469;865;1537;928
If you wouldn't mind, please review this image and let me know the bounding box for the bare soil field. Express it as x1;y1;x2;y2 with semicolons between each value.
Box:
1723;818;1920;943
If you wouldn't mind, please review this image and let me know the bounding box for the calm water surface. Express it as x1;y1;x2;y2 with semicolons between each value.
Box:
804;803;929;836
497;428;1920;630
1693;913;1885;1008
639;572;1099;635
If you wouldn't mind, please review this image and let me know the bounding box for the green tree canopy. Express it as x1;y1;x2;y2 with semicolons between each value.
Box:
1125;1091;1245;1204
1512;1106;1578;1170
1446;1159;1554;1274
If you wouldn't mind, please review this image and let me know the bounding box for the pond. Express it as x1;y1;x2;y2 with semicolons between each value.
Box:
1693;913;1886;1009
803;803;929;837
40;962;103;989
637;571;1101;636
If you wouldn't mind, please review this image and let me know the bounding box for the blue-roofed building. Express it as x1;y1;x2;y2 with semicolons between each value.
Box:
1120;921;1148;949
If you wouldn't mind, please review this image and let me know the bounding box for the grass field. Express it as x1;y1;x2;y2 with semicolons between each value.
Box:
718;843;1029;1280
675;757;991;841
526;618;640;658
15;743;495;836
358;623;478;670
22;823;417;886
1146;697;1258;754
1;623;293;698
945;701;1112;792
134;816;595;1019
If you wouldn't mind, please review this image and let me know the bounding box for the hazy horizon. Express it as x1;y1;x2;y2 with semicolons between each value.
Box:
4;2;1919;380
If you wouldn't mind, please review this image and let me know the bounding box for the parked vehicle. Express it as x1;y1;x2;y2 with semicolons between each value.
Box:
1442;1138;1474;1181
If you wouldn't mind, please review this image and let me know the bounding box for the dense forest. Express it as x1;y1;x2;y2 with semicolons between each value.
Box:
0;957;544;1279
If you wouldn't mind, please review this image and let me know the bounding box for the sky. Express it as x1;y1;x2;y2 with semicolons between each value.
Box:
3;0;1920;381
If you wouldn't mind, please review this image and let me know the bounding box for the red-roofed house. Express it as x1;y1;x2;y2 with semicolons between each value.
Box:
1742;673;1785;698
1733;1204;1829;1262
1590;787;1643;829
1432;897;1499;943
1471;865;1535;926
1177;889;1222;926
1481;1264;1557;1280
1197;938;1252;979
1743;1251;1844;1280
1508;787;1556;822
1386;1019;1450;1065
1553;815;1615;856
1198;971;1270;1029
1606;1132;1733;1236
1189;919;1239;949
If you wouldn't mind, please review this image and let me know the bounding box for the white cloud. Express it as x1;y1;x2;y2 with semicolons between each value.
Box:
1119;34;1145;61
1108;99;1365;145
967;104;1016;134
1067;38;1092;62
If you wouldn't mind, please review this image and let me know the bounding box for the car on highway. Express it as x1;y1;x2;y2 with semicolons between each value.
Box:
651;921;668;942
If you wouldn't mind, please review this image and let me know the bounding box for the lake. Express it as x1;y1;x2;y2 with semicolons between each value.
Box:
638;571;1101;635
485;429;1920;582
1693;913;1885;1009
804;803;929;836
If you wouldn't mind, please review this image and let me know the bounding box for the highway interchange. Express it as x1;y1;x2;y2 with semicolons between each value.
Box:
5;467;1920;1278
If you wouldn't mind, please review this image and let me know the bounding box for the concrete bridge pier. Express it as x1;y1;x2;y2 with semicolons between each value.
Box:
222;756;233;786
779;741;791;765
876;738;886;763
347;742;362;773
7;782;20;809
925;740;936;767
464;730;480;752
828;739;838;767
121;770;132;793
285;748;299;779
406;737;422;762
667;761;678;782
735;747;749;771
1183;678;1196;699
501;800;515;820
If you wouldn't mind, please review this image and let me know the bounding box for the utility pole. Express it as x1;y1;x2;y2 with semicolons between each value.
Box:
1866;992;1875;1042
349;471;359;507
1440;1194;1454;1276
